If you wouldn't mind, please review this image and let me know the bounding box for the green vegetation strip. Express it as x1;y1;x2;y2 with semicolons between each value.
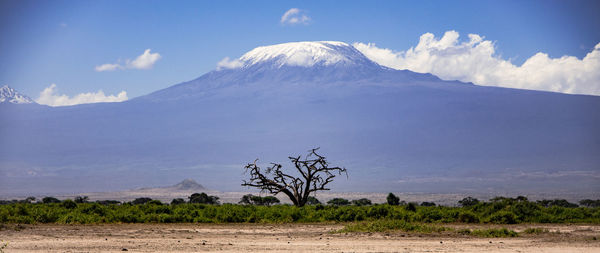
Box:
1;200;599;225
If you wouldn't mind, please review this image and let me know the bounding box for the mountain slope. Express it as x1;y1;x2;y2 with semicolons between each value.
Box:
1;41;599;196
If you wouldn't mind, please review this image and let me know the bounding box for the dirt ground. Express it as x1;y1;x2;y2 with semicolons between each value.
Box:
1;223;599;252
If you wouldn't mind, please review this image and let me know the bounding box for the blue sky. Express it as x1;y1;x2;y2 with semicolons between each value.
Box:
1;0;599;102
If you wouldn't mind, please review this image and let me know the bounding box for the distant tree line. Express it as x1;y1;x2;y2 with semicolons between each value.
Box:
1;194;597;209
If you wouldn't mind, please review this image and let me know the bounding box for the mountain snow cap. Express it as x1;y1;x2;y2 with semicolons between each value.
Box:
0;85;35;104
234;41;374;68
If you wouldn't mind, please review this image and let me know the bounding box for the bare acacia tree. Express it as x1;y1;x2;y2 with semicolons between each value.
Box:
242;148;347;207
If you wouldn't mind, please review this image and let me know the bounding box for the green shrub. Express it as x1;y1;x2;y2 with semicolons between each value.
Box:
131;198;152;205
61;200;77;209
405;203;417;212
351;198;372;206
458;197;479;207
387;193;400;205
327;198;350;206
42;197;61;204
189;193;219;204
306;196;321;205
418;208;444;222
457;211;479;223
488;211;517;224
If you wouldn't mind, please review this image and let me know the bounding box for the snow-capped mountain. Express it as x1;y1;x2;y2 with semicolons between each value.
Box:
141;41;441;101
237;41;376;68
1;41;599;196
0;85;35;104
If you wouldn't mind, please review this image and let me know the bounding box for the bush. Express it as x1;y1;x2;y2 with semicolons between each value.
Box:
488;211;517;224
147;200;163;205
387;193;400;205
96;200;120;205
306;196;321;205
74;196;89;203
458;197;479;207
239;195;280;206
327;198;350;206
61;199;77;209
580;199;600;208
171;198;186;205
367;205;390;219
131;198;153;205
351;198;372;206
457;211;479;223
42;197;61;204
405;203;417;212
189;193;219;204
537;199;578;208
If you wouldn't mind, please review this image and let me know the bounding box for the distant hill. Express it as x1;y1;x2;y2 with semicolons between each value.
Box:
52;179;212;203
169;178;206;191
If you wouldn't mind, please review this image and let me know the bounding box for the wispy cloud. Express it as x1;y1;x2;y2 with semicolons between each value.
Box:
95;49;161;72
36;84;128;106
354;31;600;96
216;57;244;70
280;8;310;25
94;63;122;72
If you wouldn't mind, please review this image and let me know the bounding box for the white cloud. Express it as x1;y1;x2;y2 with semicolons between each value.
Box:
216;57;244;70
36;84;128;106
354;31;600;96
95;49;161;72
127;49;162;69
280;8;310;25
94;63;122;72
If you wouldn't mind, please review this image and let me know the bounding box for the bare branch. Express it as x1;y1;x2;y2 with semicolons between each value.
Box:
241;148;347;207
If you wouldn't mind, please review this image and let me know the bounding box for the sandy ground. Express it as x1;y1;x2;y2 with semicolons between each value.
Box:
1;223;599;252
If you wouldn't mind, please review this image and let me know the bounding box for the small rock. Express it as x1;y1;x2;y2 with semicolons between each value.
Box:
121;249;128;251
